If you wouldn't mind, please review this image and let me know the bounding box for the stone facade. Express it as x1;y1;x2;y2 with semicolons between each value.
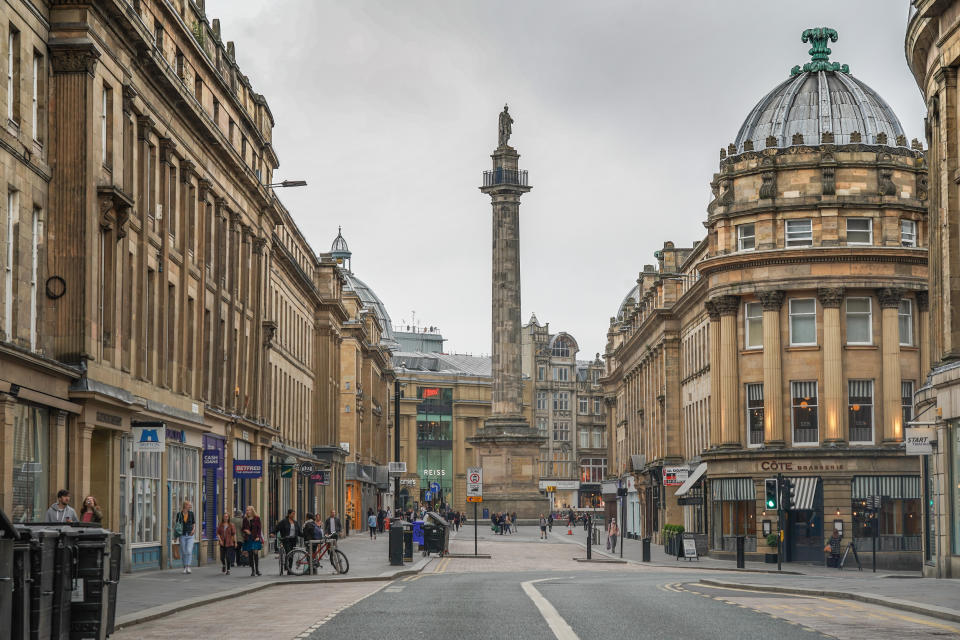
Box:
907;0;960;578
604;36;929;568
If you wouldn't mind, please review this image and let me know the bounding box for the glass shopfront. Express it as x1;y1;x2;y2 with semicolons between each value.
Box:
119;434;162;570
11;402;49;522
416;387;453;507
167;442;199;566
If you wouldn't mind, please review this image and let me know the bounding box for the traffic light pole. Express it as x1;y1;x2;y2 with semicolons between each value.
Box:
777;472;783;572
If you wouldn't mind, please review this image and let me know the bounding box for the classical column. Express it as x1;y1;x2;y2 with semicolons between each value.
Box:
878;288;905;443
917;291;930;377
0;393;15;513
714;295;741;447
818;287;844;444
759;290;785;446
705;300;722;447
76;422;95;500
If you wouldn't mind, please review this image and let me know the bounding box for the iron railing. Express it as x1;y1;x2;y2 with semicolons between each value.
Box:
482;168;529;187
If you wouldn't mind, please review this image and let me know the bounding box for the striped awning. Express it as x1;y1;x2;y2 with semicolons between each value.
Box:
786;477;819;511
675;463;707;497
711;477;755;502
851;476;921;500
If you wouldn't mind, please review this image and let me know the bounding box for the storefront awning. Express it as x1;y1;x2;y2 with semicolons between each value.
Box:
711;477;755;502
674;463;707;497
851;476;920;500
786;477;820;511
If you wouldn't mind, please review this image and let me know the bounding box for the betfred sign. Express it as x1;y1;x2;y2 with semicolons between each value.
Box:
233;459;263;479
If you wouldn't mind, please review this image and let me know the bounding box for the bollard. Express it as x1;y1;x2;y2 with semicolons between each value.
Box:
642;537;651;562
586;515;592;560
736;535;745;568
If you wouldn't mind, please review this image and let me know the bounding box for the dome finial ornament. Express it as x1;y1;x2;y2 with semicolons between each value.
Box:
790;27;849;76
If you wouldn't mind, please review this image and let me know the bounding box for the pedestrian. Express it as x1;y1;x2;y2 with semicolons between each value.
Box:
242;505;264;577
231;509;246;567
46;489;78;523
825;526;843;567
276;509;301;574
377;508;385;534
539;513;548;540
303;513;317;541
504;513;512;535
217;512;236;575
367;508;377;540
323;509;343;539
174;500;196;574
548;513;553;532
607;517;619;552
79;495;103;523
511;512;518;533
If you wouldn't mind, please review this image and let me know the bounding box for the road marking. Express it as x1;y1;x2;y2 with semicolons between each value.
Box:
295;581;390;637
521;578;579;640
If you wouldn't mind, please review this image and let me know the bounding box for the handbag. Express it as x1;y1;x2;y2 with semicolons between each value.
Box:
174;514;183;538
606;537;611;551
823;543;832;553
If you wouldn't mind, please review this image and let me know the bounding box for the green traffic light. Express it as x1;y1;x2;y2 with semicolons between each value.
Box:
766;499;775;508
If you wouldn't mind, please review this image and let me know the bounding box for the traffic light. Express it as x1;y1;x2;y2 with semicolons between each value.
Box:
781;478;796;510
764;478;779;510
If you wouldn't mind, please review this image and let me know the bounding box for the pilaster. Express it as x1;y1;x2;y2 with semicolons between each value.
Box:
705;300;722;447
818;287;845;444
878;288;904;443
759;290;785;446
714;295;740;447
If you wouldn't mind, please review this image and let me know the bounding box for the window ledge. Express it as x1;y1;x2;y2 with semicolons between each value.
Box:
844;344;878;350
740;348;763;355
900;345;919;351
786;345;819;352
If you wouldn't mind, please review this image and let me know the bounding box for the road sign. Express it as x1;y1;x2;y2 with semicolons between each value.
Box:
424;491;432;502
430;482;441;495
388;461;407;474
466;496;483;502
466;466;483;498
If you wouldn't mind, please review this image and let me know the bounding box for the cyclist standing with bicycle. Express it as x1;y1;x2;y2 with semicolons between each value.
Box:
276;509;301;574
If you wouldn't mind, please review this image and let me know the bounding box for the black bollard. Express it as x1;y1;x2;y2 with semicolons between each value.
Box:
736;535;745;568
586;515;592;560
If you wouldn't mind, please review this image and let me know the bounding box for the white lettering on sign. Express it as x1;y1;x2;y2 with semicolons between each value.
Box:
422;469;446;477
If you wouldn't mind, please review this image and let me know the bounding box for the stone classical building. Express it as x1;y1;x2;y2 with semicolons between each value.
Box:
391;351;492;512
604;29;928;569
907;0;960;578
332;229;397;530
0;0;387;572
521;316;606;512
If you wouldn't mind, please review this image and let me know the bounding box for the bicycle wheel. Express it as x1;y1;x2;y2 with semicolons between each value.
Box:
333;549;349;574
287;548;310;576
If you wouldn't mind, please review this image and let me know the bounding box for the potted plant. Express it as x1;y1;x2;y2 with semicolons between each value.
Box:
764;533;779;563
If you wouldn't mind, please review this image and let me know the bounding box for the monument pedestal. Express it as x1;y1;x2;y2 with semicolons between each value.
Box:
468;416;546;519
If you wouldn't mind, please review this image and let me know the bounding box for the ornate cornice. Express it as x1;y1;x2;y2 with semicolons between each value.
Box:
758;290;786;311
699;248;927;276
817;287;845;308
876;287;905;308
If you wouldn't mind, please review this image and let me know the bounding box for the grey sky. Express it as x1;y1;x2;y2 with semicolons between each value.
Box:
217;0;923;359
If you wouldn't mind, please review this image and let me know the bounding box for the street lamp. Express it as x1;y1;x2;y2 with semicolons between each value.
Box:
394;362;406;514
266;179;308;188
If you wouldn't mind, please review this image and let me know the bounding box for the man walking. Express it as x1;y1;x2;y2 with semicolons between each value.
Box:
46;490;78;523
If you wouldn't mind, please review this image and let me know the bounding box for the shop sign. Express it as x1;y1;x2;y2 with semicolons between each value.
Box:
422;469;446;477
95;411;122;427
399;479;418;487
132;423;165;452
538;480;580;490
202;449;221;468
165;428;186;443
758;460;845;472
280;464;294;478
905;427;934;455
233;459;263;479
312;470;330;485
296;462;315;475
663;466;689;486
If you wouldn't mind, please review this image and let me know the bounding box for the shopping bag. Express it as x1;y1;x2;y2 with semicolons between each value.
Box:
173;543;181;560
823;544;832;553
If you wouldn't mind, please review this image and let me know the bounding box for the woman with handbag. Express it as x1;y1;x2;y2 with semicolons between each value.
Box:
174;500;196;574
216;512;237;575
607;517;619;552
242;505;264;577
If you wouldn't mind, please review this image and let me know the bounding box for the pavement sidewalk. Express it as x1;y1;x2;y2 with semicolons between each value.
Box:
551;527;960;622
114;529;430;630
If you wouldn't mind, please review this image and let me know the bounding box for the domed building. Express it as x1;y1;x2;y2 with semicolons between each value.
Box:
328;227;398;530
603;28;928;569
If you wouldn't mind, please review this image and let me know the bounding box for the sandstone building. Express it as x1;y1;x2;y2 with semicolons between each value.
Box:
604;29;928;569
907;0;960;578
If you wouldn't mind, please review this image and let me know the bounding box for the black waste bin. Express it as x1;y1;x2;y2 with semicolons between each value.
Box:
24;526;59;640
388;524;404;566
0;513;18;640
402;525;413;563
422;512;449;557
68;525;110;640
103;532;123;637
11;527;32;640
50;527;79;640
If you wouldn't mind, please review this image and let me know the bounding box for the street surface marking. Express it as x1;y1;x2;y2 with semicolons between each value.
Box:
521;578;579;640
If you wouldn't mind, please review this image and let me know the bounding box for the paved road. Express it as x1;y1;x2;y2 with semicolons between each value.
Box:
112;526;960;640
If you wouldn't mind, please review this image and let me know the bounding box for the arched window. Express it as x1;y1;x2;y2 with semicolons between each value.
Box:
552;336;573;357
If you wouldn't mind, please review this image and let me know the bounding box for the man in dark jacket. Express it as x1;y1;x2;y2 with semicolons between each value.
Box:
276;509;301;574
323;509;343;538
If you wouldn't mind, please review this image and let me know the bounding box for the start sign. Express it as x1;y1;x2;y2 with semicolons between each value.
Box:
466;466;483;498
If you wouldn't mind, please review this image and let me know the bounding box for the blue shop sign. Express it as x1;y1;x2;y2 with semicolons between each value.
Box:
202;449;221;469
166;428;186;443
234;459;263;479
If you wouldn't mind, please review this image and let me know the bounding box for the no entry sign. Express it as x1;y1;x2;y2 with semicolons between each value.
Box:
466;467;483;498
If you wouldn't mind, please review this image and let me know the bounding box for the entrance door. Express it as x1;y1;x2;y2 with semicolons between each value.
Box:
787;482;823;563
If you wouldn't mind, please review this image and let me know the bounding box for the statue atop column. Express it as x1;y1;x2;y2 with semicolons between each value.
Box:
498;104;513;148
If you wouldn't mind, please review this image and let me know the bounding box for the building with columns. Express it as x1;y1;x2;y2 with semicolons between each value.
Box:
0;0;385;572
604;29;928;569
907;0;960;578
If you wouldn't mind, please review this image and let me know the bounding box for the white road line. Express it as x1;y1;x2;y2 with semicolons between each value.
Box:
521;578;579;640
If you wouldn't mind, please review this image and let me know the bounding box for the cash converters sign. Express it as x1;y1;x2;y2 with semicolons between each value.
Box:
234;460;263;479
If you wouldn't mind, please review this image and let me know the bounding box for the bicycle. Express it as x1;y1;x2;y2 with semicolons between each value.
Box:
286;536;349;576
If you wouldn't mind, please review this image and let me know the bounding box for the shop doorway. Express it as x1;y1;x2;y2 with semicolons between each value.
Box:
786;479;823;563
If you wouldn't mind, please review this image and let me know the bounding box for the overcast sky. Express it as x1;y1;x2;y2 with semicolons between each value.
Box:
215;0;924;359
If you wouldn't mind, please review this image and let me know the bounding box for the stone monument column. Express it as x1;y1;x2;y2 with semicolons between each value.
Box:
467;106;546;518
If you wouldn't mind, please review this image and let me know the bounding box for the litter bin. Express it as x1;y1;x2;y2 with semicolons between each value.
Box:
104;532;123;637
642;537;651;563
402;525;413;563
422;512;449;557
412;520;424;551
11;527;31;640
25;526;59;640
50;526;79;640
0;509;18;640
388;524;404;566
69;525;110;640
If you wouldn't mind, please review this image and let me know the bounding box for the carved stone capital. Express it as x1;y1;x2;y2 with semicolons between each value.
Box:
97;185;135;239
252;237;267;255
158;137;177;164
817;287;845;308
704;300;720;320
49;42;101;75
229;211;242;227
262;320;278;347
197;178;213;201
712;295;740;316
136;115;155;140
916;290;929;312
876;287;905;309
180;159;196;183
758;290;785;311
